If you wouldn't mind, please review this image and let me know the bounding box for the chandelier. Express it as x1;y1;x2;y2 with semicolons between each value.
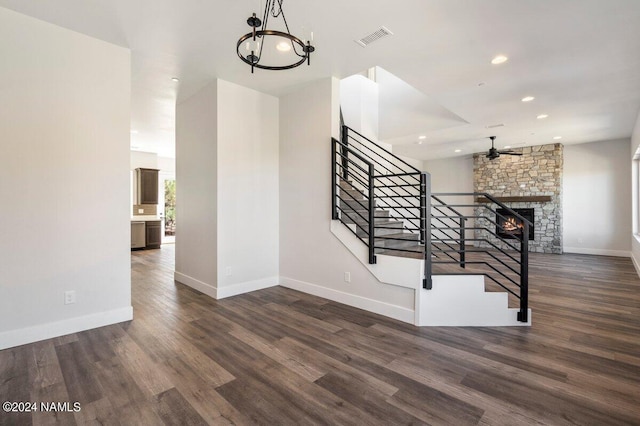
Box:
236;0;315;73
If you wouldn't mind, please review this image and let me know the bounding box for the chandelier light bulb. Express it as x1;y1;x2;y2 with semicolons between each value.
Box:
276;41;291;52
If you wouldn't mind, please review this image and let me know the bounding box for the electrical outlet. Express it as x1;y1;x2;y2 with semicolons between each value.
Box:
344;272;351;283
226;267;232;277
64;290;76;305
138;208;144;214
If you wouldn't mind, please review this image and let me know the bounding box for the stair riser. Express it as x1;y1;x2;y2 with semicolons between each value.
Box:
356;226;406;237
376;238;421;250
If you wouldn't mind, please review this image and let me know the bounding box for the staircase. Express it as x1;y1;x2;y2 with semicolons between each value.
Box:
331;125;531;325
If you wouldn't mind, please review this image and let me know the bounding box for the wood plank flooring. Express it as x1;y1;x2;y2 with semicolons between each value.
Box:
1;244;640;425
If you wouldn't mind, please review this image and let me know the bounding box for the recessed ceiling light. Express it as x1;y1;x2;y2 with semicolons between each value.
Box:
536;114;548;119
521;96;535;102
454;149;462;153
553;136;562;140
276;41;292;52
416;141;423;145
130;130;139;134
504;145;511;149
491;55;508;65
478;82;486;87
418;135;427;140
171;77;180;82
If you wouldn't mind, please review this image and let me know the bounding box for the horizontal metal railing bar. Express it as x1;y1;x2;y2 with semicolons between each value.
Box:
383;205;421;210
430;244;459;262
468;227;522;252
375;194;421;199
375;235;421;242
335;151;370;175
431;260;520;289
333;138;375;167
337;156;370;181
431;247;521;276
431;212;522;251
336;195;368;223
336;208;370;236
432;213;524;244
431;195;466;218
344;126;422;174
344;138;395;175
433;237;520;257
337;183;369;205
432;192;533;227
380;183;422;189
374;172;422;179
389;214;421;223
337;217;369;245
374;183;418;200
374;246;423;254
336;170;368;191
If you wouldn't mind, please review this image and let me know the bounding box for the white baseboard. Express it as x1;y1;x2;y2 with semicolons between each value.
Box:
0;306;133;350
563;247;631;257
279;276;415;324
631;252;640;279
174;271;218;298
174;271;278;300
217;276;279;299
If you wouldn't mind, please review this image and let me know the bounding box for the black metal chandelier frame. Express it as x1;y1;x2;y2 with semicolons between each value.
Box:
236;0;315;73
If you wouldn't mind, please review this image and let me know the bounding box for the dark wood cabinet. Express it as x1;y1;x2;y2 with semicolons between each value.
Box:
136;168;159;205
145;220;162;249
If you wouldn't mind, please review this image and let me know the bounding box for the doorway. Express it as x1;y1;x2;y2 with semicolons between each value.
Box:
160;176;176;244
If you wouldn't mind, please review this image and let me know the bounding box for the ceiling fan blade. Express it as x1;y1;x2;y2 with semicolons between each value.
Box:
500;152;523;156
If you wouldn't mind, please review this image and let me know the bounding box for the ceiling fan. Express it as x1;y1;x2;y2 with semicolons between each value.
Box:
486;136;522;160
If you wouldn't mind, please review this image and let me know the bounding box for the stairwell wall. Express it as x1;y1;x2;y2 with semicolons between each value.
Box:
279;78;415;321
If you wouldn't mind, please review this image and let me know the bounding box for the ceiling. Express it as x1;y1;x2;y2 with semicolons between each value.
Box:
1;0;639;159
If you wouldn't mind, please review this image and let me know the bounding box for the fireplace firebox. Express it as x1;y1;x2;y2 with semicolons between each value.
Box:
496;208;534;240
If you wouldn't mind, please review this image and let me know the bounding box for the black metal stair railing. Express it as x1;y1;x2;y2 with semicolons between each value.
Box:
330;124;530;322
429;193;530;322
332;125;435;288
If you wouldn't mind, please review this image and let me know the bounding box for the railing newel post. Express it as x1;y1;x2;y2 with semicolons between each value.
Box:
519;221;529;322
368;162;376;265
459;216;466;269
422;172;432;289
331;138;338;220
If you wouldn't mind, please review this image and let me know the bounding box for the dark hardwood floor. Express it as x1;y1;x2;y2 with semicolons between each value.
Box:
2;245;640;425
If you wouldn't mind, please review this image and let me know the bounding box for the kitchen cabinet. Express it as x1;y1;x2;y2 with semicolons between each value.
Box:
131;221;146;249
136;168;159;205
145;220;162;249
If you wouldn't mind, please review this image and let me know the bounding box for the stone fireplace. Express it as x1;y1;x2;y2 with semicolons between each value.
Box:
473;143;563;254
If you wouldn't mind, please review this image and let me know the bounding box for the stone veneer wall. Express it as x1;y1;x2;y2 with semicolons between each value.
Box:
473;143;563;254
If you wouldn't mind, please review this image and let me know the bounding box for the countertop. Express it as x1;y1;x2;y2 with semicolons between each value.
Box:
131;216;161;222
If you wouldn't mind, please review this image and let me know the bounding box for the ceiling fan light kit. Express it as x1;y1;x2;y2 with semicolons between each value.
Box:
237;0;315;73
486;136;523;160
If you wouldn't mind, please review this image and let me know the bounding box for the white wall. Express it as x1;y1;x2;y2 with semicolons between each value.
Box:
280;78;415;315
175;79;279;298
424;156;475;240
0;8;131;349
630;111;640;273
563;139;631;256
340;74;379;140
216;80;279;292
175;81;218;293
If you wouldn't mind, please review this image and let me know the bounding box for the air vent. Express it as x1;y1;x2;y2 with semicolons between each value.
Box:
486;123;505;129
355;26;394;47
